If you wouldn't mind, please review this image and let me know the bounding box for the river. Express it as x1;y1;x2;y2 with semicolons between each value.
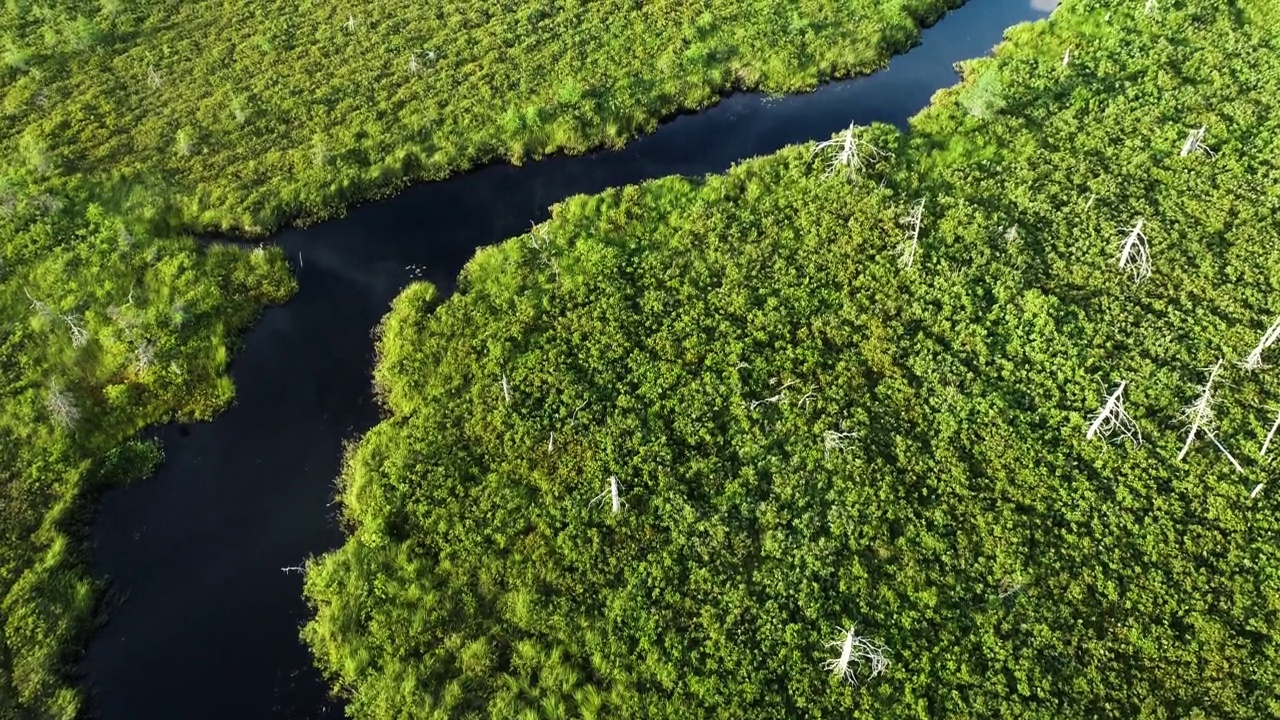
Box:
83;1;1052;717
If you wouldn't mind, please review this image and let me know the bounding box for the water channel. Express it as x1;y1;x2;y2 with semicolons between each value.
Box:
83;1;1052;717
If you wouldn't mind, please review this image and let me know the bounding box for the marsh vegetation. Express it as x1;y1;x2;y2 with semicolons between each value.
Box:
305;1;1280;717
0;0;975;717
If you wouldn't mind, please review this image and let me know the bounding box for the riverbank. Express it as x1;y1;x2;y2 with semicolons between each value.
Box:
81;4;1047;718
305;0;1280;716
0;2;1003;718
1;0;961;235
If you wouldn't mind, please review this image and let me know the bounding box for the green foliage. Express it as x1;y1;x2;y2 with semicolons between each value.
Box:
0;0;966;714
0;0;957;234
0;175;295;718
305;1;1280;717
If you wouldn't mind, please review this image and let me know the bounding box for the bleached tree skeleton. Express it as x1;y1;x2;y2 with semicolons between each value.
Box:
811;123;888;183
1085;381;1141;447
1260;407;1280;458
823;627;889;686
1179;126;1215;158
1240;315;1280;371
898;198;925;270
1178;360;1222;461
590;475;625;514
46;381;79;429
823;429;858;458
1117;219;1151;283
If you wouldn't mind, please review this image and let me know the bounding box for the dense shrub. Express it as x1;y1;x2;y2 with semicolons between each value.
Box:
304;1;1280;717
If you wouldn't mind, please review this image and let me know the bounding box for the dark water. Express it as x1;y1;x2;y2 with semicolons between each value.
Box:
83;2;1051;717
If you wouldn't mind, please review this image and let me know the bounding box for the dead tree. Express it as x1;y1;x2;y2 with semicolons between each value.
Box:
62;314;89;348
24;288;54;322
1117;219;1151;283
1250;482;1265;500
146;65;162;89
1062;46;1072;67
1261;407;1280;458
1179;126;1214;158
811;123;888;183
527;224;560;278
46;382;79;429
408;54;421;74
897;198;925;270
1144;0;1157;14
796;385;818;408
1206;432;1244;473
823;627;889;686
1085;381;1141;447
590;475;625;514
344;14;357;31
1240;315;1280;371
823;429;858;458
500;373;512;403
749;379;797;410
1178;360;1222;461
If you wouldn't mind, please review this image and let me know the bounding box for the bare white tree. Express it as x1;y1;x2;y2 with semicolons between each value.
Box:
1250;482;1265;500
823;429;858;458
500;373;512;404
1144;0;1157;14
1062;46;1072;67
46;381;79;429
547;431;555;453
527;224;560;278
24;288;54;322
749;379;798;410
1179;126;1214;158
811;123;888;183
823;627;889;686
408;53;421;74
796;385;818;408
146;65;162;89
281;565;305;575
134;340;156;372
897;198;925;270
1260;407;1280;458
344;14;357;31
1085;381;1141;447
62;314;89;348
590;475;625;514
1206;431;1244;473
1240;316;1280;371
1117;219;1151;283
1178;360;1222;461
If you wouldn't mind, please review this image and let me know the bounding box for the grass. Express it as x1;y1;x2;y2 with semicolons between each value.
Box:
1;0;957;235
303;1;1280;717
0;178;295;718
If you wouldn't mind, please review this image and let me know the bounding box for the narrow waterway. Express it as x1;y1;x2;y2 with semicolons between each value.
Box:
83;2;1052;717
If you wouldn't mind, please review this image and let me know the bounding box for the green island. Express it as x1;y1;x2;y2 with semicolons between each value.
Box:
0;0;973;716
303;1;1280;718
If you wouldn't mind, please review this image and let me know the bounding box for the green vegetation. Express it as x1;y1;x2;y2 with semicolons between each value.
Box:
304;1;1280;717
0;1;981;715
2;0;956;234
0;176;294;718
